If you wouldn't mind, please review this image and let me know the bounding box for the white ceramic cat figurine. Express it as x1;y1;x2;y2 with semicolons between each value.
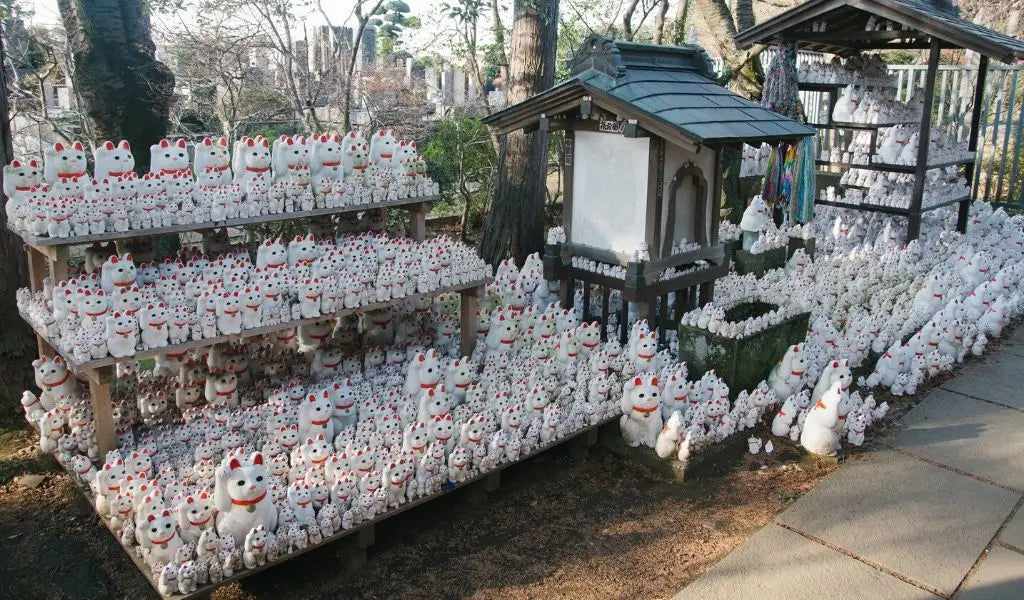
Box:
214;452;278;548
800;382;842;456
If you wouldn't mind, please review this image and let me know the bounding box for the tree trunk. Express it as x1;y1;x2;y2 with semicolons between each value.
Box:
733;0;755;31
479;0;559;267
622;0;641;41
344;0;387;132
671;0;692;45
0;25;39;413
693;0;761;97
489;0;509;81
654;0;671;44
56;0;174;170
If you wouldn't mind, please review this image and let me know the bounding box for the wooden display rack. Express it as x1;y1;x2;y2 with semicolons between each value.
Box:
73;416;611;599
13;194;489;458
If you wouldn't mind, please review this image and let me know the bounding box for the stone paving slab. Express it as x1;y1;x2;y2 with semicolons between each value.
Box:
940;351;1024;410
888;389;1024;491
777;450;1019;596
957;546;1024;600
1000;509;1024;550
672;524;939;600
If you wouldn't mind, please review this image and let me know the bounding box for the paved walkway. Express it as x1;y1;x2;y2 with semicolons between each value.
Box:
675;328;1024;600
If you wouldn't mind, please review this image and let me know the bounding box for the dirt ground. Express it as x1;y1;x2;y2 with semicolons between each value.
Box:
0;328;997;600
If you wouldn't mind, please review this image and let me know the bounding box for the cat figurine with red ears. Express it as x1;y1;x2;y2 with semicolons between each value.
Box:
150;138;190;177
298;392;335;443
100;254;137;295
93;140;135;180
194;137;232;185
106;311;139;358
142;508;183;568
33;355;78;408
620;374;663;448
44;141;89;195
214;452;278;548
177;489;216;544
404;349;443;397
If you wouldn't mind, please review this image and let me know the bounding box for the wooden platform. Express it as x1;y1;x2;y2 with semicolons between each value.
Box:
75;415;613;599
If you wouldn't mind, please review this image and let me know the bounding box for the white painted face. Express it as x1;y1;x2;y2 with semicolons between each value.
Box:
153;139;189;172
146;508;177;544
429;414;455;443
49;141;88;176
224;453;269;503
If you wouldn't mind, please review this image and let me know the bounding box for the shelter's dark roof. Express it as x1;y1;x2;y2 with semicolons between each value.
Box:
482;35;814;145
734;0;1024;63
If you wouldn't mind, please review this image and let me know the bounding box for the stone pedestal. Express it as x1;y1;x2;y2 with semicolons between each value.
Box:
677;304;810;397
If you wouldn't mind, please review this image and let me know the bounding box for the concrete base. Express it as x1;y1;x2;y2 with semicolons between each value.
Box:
600;425;748;482
733;246;787;277
677;309;810;397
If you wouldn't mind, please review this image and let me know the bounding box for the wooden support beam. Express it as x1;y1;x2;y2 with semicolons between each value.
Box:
87;367;117;457
908;37;941;242
600;287;610;341
961;55;989;233
581;281;591;323
27;245;47;292
407;203;426;242
459;286;479;358
484;471;501;493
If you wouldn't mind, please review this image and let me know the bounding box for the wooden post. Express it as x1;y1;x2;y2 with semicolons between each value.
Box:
26;246;55;355
961;55;989;233
26;245;46;292
908;37;941;242
408;203;426;241
600;287;610;341
559;276;573;307
50;246;70;282
459;286;479;358
88;366;117;457
581;281;591;322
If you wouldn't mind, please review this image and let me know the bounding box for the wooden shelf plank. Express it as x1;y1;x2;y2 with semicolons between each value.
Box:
815;158;974;174
8;195;439;248
809;120;917;130
814;198;909;215
22;277;491;371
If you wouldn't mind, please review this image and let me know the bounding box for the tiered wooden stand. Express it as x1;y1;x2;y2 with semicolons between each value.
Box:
10;191;562;597
807;88;974;221
12;194;490;459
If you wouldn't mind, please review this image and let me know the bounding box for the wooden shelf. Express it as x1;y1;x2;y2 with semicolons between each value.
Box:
815;158;973;174
797;81;848;91
8;194;439;248
922;195;972;212
815;199;909;215
810;120;918;130
798;81;897;92
23;276;490;372
67;415;615;599
815;194;970;216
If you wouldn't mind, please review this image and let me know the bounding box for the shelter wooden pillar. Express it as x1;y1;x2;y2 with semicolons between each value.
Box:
908;37;941;242
960;55;989;233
